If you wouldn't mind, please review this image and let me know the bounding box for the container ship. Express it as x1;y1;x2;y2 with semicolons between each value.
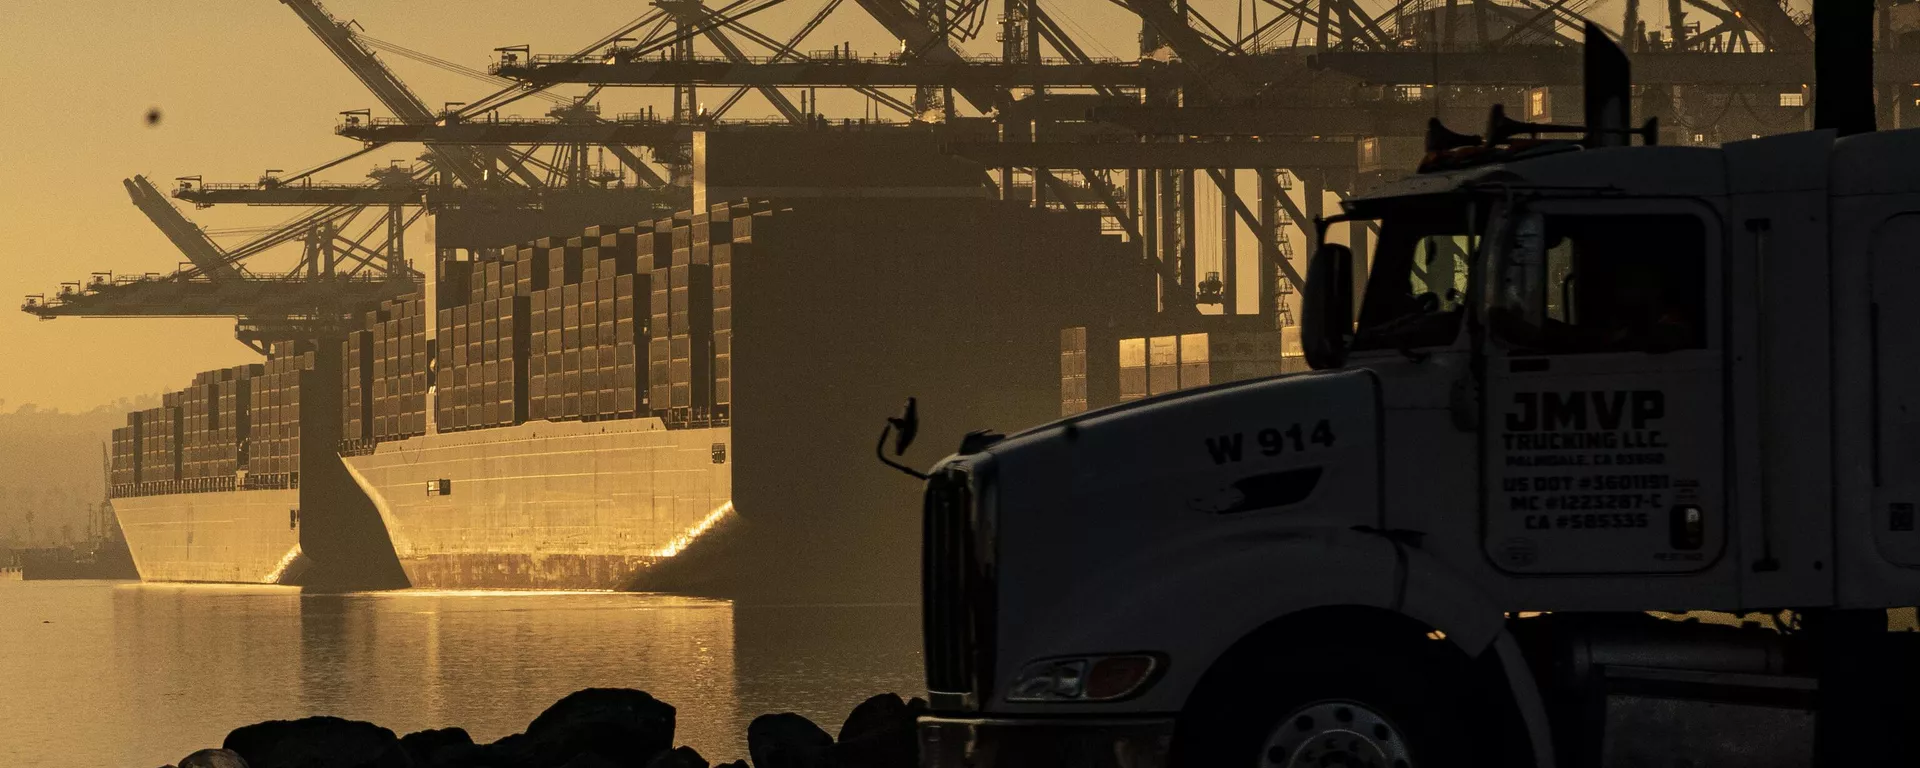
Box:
108;357;308;584
336;206;743;591
100;131;1305;596
341;191;1172;594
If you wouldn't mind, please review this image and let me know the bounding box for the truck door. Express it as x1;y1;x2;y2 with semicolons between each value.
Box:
1871;214;1920;567
1481;199;1727;574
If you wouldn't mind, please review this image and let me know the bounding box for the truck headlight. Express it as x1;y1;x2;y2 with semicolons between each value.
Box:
1006;654;1160;702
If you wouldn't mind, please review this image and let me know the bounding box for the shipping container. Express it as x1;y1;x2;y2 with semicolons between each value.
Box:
1148;335;1179;396
1119;338;1149;402
1178;332;1210;389
1061;327;1089;416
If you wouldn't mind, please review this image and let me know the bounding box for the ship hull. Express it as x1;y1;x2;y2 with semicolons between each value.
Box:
113;489;304;584
342;418;732;590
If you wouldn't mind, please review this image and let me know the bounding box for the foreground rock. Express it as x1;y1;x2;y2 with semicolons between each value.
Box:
524;688;678;766
645;746;709;768
744;695;925;768
830;694;928;768
154;688;922;768
746;712;833;768
176;749;250;768
397;728;472;766
223;717;409;768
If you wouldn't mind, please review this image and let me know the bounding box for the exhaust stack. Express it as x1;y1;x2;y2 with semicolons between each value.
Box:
1815;0;1876;136
1582;22;1633;147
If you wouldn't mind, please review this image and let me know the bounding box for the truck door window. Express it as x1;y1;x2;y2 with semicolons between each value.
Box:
1351;205;1477;352
1494;213;1707;354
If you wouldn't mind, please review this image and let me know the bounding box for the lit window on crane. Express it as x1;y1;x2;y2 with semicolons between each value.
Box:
1780;92;1805;107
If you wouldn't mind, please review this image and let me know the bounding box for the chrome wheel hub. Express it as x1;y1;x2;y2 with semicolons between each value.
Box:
1260;700;1412;768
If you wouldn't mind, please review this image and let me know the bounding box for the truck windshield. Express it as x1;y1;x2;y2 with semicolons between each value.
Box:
1350;200;1480;352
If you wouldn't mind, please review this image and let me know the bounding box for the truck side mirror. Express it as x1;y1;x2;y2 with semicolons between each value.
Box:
876;398;929;481
1302;243;1354;370
889;397;919;456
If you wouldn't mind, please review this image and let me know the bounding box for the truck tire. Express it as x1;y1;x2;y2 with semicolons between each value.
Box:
1172;635;1490;768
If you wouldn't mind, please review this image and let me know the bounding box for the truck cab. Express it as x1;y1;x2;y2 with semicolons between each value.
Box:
915;123;1920;767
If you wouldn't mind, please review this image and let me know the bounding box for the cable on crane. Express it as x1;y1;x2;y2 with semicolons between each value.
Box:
355;33;573;106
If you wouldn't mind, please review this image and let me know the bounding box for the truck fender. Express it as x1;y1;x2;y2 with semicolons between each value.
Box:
1227;533;1555;768
1249;534;1555;767
1003;528;1554;764
1490;627;1558;768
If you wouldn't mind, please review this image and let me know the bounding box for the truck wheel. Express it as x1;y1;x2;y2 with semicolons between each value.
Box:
1260;699;1416;767
1173;636;1486;768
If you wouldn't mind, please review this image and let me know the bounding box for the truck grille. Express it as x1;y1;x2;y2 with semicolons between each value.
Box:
923;466;987;701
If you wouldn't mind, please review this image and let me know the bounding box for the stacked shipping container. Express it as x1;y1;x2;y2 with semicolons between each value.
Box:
111;426;137;488
652;214;715;423
1085;322;1304;412
348;197;1134;452
110;364;262;496
435;253;529;431
535;236;578;422
529;226;643;423
246;343;309;489
343;327;373;450
712;202;759;423
344;293;428;446
180;365;259;489
416;202;771;439
139;399;182;485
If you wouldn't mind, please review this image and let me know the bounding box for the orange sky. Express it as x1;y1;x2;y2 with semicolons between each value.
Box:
0;0;1702;412
0;0;1138;412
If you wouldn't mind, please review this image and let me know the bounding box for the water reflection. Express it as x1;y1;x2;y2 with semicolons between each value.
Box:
0;581;921;767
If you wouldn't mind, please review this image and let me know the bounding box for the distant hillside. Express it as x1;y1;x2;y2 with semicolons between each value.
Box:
0;396;158;548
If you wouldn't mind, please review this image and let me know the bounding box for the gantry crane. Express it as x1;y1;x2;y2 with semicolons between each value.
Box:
491;0;1873;325
285;0;680;191
21;174;418;353
26;0;1879;349
281;0;543;188
185;0;677;230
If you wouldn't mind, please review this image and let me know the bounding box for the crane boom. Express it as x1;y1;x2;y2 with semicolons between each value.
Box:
124;176;239;280
1118;0;1251;102
279;0;546;188
658;1;806;125
847;0;999;111
1720;0;1812;53
280;0;433;122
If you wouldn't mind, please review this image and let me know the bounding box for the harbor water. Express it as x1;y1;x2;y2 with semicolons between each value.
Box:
0;579;922;767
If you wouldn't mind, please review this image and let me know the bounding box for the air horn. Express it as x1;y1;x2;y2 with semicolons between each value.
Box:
1484;104;1660;147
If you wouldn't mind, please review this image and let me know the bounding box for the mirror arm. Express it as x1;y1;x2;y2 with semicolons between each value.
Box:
876;425;929;481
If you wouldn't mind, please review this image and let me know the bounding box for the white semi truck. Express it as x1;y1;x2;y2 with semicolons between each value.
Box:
905;21;1920;768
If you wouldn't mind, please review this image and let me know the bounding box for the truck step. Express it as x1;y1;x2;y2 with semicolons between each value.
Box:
1594;665;1816;768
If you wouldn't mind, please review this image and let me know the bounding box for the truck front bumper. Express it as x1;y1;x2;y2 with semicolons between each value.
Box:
919;714;1176;768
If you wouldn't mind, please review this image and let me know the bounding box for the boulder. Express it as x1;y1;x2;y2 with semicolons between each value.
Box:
399;728;473;766
746;713;833;768
410;741;493;768
642;746;708;768
555;753;624;768
828;694;925;768
178;749;251;768
523;689;676;767
837;694;923;743
471;732;536;767
223;717;410;768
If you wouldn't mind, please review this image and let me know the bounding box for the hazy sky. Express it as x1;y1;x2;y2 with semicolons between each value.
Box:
0;0;1718;412
0;0;1145;412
